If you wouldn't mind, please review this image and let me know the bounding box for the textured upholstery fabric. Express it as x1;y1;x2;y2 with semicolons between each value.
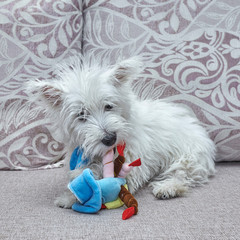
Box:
0;163;240;239
0;0;83;169
82;0;240;162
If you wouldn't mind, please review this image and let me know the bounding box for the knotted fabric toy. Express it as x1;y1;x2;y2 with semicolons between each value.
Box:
103;144;140;219
68;144;141;220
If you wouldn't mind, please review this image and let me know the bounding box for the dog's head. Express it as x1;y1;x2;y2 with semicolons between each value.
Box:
27;57;143;159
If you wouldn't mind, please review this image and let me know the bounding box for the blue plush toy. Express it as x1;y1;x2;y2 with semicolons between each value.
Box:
68;147;126;214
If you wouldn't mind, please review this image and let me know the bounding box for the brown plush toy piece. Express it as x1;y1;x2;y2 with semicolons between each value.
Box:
114;144;141;220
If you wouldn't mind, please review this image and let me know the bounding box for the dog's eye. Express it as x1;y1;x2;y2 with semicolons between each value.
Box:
105;104;113;111
77;110;87;122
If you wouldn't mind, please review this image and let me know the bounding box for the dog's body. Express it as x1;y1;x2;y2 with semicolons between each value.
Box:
28;57;216;208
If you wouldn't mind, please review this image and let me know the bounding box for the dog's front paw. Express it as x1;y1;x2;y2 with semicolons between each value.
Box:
54;191;76;209
68;168;84;181
150;179;188;199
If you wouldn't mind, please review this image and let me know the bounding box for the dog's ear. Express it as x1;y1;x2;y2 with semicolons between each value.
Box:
26;80;63;108
112;57;143;85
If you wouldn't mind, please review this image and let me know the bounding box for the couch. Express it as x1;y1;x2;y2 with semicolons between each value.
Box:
1;0;240;239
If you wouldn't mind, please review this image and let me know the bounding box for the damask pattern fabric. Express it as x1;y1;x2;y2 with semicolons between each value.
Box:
0;0;83;170
0;0;239;170
83;0;240;161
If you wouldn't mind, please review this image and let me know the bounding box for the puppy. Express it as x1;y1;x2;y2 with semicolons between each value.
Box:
27;56;216;208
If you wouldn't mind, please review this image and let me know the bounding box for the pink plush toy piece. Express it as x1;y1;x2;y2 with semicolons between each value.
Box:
102;148;115;178
102;148;134;179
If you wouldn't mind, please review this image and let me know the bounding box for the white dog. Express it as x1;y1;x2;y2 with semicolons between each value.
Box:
28;56;216;208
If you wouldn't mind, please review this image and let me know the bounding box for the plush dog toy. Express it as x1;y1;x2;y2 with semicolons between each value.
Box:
68;144;141;220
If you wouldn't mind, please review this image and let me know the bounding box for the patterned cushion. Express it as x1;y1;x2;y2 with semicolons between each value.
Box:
1;0;239;170
82;0;240;162
0;0;83;169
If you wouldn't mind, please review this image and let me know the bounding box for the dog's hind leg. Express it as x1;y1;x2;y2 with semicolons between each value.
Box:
149;154;210;199
149;176;189;199
149;170;189;199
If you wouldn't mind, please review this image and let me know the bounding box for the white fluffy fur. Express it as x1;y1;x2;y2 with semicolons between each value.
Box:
27;56;216;208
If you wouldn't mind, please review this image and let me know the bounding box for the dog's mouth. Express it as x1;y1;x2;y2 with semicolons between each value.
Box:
84;129;127;159
101;140;123;159
103;139;126;157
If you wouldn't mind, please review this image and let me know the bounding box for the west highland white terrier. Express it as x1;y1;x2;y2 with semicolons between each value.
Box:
28;56;216;208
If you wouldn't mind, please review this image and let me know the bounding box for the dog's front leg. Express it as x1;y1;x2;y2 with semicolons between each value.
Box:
55;162;103;209
54;189;77;209
68;167;85;181
54;168;86;209
69;161;103;181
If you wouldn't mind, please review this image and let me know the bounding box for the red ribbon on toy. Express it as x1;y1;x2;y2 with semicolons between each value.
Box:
117;143;141;167
117;143;126;157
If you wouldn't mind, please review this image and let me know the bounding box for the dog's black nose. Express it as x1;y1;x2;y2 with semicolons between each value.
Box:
101;132;117;146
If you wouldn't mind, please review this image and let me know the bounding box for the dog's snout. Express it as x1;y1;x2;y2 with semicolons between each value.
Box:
101;132;117;146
